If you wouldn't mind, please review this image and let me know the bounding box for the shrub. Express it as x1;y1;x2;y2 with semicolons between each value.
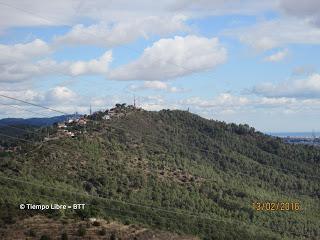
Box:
93;221;100;226
99;227;107;236
27;228;36;237
110;232;117;240
61;232;68;240
77;224;86;236
40;235;51;240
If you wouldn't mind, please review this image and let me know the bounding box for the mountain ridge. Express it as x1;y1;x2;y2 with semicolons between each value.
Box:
0;106;319;239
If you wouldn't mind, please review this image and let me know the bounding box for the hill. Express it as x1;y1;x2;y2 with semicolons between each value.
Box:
0;105;319;239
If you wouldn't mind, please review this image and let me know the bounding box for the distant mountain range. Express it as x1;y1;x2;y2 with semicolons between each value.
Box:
269;132;320;138
0;115;74;127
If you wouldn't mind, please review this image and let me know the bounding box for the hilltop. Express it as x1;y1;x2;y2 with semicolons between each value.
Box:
0;104;319;239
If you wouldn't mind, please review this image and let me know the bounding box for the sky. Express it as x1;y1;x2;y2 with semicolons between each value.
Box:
0;0;320;132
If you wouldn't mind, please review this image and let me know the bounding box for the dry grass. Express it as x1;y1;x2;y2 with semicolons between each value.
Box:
1;215;199;240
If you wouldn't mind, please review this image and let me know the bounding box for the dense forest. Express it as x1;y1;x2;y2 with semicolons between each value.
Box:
0;105;319;239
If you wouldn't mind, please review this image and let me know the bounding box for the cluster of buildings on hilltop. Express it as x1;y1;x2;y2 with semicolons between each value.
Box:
47;104;140;141
48;116;89;140
88;104;140;121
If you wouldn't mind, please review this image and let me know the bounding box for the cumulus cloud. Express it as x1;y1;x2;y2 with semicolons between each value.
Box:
0;59;67;83
129;81;185;93
251;74;320;98
138;95;179;111
0;46;112;83
180;93;250;108
43;86;78;104
109;35;227;81
179;93;320;115
264;49;288;62
0;86;91;117
55;15;189;47
0;39;51;64
226;19;320;51
69;51;112;76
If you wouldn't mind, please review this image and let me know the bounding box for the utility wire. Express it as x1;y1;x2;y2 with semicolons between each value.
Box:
0;107;319;182
0;105;319;185
0;94;69;115
0;174;312;239
0;103;56;118
0;122;39;135
0;133;33;143
0;1;220;88
0;1;61;25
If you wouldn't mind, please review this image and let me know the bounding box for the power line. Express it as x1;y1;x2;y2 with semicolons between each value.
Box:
0;104;318;184
0;1;220;85
0;111;318;182
0;184;218;235
0;89;317;228
0;94;69;115
0;1;59;25
0;106;316;235
0;103;56;118
0;123;37;135
0;133;33;143
0;119;315;208
0;174;312;239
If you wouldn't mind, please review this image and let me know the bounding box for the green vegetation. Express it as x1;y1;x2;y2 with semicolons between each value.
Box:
77;224;86;236
61;232;68;240
0;106;319;239
40;235;51;240
99;227;107;236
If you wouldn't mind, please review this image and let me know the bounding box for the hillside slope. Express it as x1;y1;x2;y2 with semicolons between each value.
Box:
0;106;319;239
0;215;197;240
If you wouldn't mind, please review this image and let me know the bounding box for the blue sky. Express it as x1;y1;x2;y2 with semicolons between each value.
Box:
1;0;320;132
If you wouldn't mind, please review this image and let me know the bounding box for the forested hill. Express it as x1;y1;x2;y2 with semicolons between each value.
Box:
0;106;319;239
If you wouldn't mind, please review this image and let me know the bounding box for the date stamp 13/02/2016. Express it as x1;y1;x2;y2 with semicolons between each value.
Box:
252;202;301;211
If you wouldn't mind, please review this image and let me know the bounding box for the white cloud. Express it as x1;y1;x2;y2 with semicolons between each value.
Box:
43;86;78;104
180;93;250;108
0;59;67;83
129;81;185;93
138;95;179;111
109;35;227;81
0;86;91;117
226;19;320;51
0;48;112;82
143;81;169;90
264;49;288;62
0;39;51;64
251;74;320;98
69;51;112;76
179;93;320;117
55;15;189;47
0;0;276;33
